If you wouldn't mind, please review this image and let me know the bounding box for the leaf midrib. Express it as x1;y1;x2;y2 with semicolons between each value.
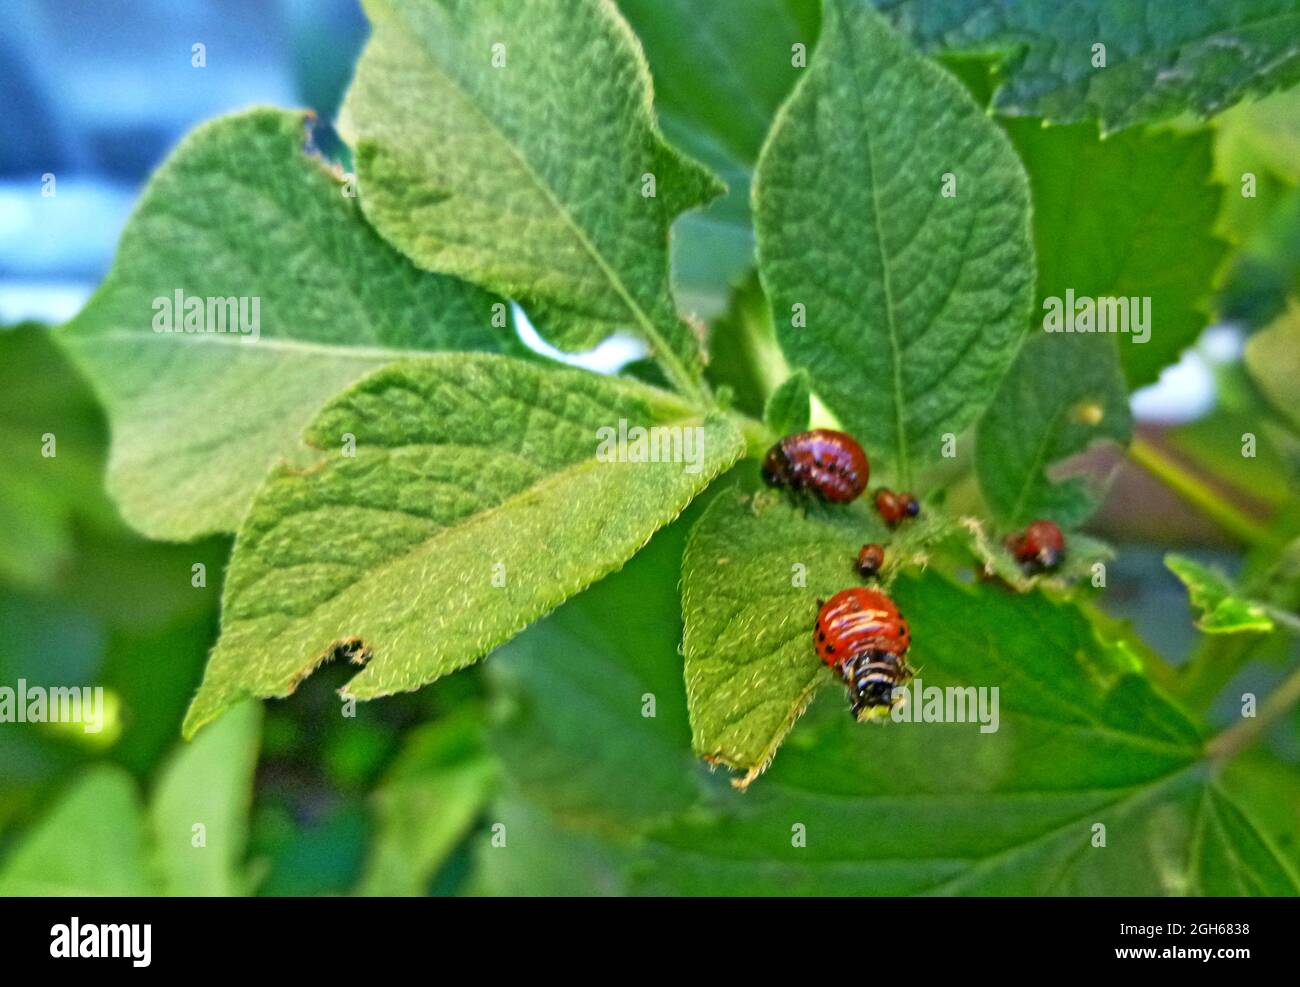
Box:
1006;399;1070;522
235;412;730;669
835;0;909;481
74;329;449;364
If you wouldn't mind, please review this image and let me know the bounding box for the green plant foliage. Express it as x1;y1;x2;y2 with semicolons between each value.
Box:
977;122;1226;525
473;792;636;896
617;0;819;315
355;707;497;895
489;513;1299;894
755;0;1034;483
681;490;1103;782
473;511;717;894
1219;184;1300;330
488;506;709;827
7;0;1300;901
1217;750;1300;876
0;705;261;896
681;491;876;781
873;0;1300;132
1166;554;1276;634
0;768;154;896
619;0;819;167
1214;87;1300;238
58;109;505;541
763;371;812;436
704;273;789;420
339;0;721;395
0;324;116;589
0;330;230;827
184;356;744;736
977;332;1131;527
636;697;1295;894
1017;122;1223;393
1166;361;1298;517
1245;304;1300;432
151;702;262;895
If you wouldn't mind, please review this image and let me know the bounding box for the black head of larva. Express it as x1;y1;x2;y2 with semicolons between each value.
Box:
814;589;913;720
841;651;910;719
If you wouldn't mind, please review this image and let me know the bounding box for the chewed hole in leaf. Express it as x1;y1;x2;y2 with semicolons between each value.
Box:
331;637;373;667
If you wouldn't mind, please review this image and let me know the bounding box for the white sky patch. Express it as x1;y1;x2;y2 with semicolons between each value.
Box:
0;280;93;324
1130;324;1244;425
512;303;647;375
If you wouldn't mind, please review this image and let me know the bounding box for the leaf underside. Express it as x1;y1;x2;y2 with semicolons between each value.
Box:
184;355;743;737
57;108;504;540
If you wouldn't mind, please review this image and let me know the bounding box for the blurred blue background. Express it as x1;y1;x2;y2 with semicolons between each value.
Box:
0;0;367;323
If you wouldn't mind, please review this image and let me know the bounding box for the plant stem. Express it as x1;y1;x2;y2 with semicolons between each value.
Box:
1205;660;1300;762
730;412;775;459
1262;604;1300;634
659;350;711;406
1127;436;1279;549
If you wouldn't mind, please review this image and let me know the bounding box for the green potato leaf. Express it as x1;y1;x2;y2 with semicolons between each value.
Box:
184;355;744;736
682;489;972;783
755;0;1034;484
872;0;1300;133
1166;553;1277;634
674;552;1295;892
0;767;153;896
356;707;498;896
763;370;812;436
339;0;721;397
638;690;1296;895
150;702;262;896
1245;304;1300;434
58;108;504;541
682;490;876;783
